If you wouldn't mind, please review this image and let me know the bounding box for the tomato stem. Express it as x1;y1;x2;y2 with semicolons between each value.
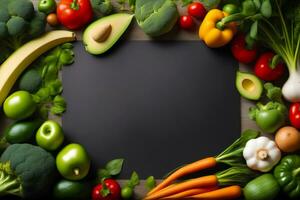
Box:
71;0;79;10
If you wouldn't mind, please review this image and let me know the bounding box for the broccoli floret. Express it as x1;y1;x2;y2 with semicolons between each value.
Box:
28;12;46;38
264;82;283;103
0;8;10;23
6;16;27;36
0;22;7;38
8;0;34;20
91;0;113;15
0;144;56;198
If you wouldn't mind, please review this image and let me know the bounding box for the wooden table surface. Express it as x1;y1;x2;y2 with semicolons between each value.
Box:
0;1;258;198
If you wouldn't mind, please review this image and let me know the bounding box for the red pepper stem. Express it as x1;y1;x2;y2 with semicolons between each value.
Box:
71;0;79;10
270;54;282;69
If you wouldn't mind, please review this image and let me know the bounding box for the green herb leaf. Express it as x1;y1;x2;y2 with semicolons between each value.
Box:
199;0;220;10
145;176;156;190
264;82;283;103
106;159;124;176
180;0;193;7
50;95;66;115
59;49;75;66
97;169;111;181
250;21;258;39
127;171;139;188
260;0;272;18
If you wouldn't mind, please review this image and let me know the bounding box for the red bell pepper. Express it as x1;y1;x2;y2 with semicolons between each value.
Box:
289;103;300;129
254;52;285;81
57;0;93;30
231;34;258;64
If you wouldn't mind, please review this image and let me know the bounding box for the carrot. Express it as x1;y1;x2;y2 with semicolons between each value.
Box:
189;185;242;200
144;175;218;200
148;157;217;195
161;187;218;199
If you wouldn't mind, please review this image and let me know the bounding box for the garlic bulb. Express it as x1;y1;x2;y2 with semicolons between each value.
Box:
243;136;281;172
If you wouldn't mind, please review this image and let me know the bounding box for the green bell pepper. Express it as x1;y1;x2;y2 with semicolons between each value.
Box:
249;101;287;133
274;155;300;199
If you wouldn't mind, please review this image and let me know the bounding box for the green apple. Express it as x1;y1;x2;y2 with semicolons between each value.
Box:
56;144;91;181
36;120;64;151
3;91;36;120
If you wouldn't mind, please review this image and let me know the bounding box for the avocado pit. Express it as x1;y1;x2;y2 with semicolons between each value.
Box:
91;24;112;43
242;78;255;92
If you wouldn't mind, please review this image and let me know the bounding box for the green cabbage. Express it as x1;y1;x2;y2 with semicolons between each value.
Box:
135;0;179;37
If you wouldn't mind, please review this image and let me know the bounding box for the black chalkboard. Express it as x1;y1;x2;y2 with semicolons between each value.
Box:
62;41;240;178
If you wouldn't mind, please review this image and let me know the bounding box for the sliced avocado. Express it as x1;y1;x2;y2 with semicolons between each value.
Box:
83;13;134;55
236;71;263;100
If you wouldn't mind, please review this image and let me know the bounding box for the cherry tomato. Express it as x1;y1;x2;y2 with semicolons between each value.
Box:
92;179;121;200
231;34;258;64
179;15;194;29
290;103;300;129
187;2;206;19
254;52;285;81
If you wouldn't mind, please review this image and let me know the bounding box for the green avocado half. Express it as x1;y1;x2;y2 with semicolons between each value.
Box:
83;13;134;55
236;71;263;100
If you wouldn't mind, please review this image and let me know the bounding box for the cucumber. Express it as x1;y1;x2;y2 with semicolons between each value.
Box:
53;179;91;200
243;174;280;200
18;68;42;93
5;119;43;144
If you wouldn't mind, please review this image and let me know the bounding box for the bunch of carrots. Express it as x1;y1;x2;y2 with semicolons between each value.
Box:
144;130;260;200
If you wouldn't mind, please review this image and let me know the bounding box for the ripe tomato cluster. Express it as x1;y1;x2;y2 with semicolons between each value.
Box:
179;2;206;30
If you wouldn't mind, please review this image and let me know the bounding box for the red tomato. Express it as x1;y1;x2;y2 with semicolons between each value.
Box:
290;103;300;129
254;52;285;81
179;15;194;29
231;34;258;64
57;0;93;30
92;179;121;200
187;2;206;19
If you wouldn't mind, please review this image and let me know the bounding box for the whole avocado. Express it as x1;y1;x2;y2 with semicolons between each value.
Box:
5;119;43;144
53;179;91;199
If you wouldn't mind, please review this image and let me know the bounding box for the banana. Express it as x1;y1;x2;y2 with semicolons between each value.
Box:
0;30;76;106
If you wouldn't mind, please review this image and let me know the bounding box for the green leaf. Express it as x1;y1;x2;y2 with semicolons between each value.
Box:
198;0;221;10
242;0;258;15
47;80;63;96
253;0;261;9
127;171;139;188
145;176;156;190
97;169;111;180
59;49;75;66
181;0;193;7
39;104;49;119
250;21;258;39
50;95;66;115
260;0;272;18
106;159;124;176
264;82;283;103
35;87;51;102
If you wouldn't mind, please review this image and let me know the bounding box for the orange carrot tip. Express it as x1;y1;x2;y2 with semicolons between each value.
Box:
189;185;242;199
161;187;218;199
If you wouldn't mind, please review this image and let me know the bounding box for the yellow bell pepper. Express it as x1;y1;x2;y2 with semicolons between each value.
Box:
199;9;237;48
